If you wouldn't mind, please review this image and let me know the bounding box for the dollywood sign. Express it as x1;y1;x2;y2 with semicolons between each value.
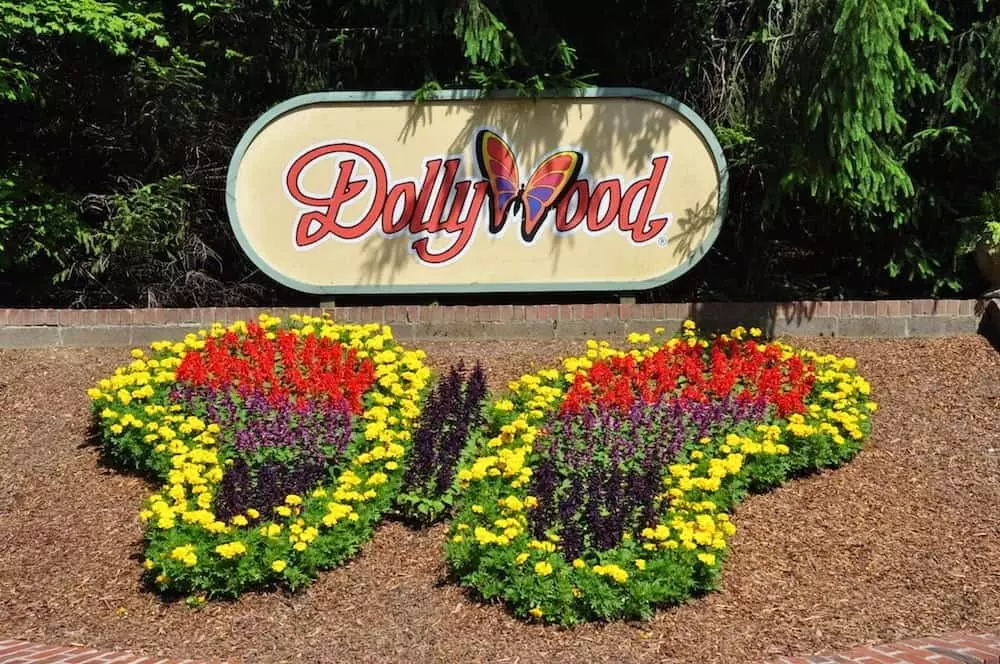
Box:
225;88;727;294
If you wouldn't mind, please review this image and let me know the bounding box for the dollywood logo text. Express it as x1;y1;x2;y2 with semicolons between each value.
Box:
284;129;673;265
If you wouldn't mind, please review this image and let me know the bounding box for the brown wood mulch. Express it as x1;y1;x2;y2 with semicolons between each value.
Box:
0;336;998;664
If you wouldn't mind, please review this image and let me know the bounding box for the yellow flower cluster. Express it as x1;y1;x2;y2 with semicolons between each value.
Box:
89;313;428;594
447;322;877;625
591;564;629;583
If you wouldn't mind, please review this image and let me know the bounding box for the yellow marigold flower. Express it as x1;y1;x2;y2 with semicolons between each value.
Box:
528;607;543;619
285;494;303;506
572;558;586;569
515;553;529;565
697;552;717;566
635;559;646;570
275;505;292;517
271;560;287;573
246;508;260;519
366;472;388;486
534;561;553;576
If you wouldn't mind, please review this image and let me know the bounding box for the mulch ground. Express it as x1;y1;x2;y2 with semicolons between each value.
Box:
0;336;998;664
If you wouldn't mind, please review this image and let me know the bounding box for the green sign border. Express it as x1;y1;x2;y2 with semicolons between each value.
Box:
225;87;728;295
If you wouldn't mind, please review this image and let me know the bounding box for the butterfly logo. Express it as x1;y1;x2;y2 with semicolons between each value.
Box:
475;129;583;243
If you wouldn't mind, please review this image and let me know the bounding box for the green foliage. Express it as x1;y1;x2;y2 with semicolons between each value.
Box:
957;176;1000;255
797;0;949;213
0;167;82;272
1;0;999;303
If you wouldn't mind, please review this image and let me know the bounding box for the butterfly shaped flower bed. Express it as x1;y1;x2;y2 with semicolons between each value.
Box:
444;323;877;624
87;314;431;602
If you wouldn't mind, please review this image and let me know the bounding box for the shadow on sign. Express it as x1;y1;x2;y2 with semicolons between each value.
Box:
357;98;695;289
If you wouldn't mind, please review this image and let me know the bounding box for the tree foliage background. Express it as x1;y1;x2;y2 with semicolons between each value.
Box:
1;0;998;306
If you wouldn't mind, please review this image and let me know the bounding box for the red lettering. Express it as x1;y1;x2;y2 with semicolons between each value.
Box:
620;155;670;243
586;180;622;232
287;143;386;246
554;181;589;232
382;181;416;234
284;139;674;266
409;159;443;234
411;181;489;264
426;159;460;232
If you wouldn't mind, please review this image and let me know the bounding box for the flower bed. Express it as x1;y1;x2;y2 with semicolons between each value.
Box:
87;314;430;602
444;323;877;624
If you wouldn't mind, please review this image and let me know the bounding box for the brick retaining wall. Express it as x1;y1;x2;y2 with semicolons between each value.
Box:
0;298;989;347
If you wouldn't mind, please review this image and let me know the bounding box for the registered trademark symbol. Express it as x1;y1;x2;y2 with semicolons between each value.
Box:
657;236;667;247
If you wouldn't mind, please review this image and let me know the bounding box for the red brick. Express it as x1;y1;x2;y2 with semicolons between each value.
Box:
32;648;100;664
55;310;79;325
878;644;944;662
0;642;30;657
953;647;1000;664
941;300;960;315
663;302;686;319
810;301;830;317
60;650;107;663
524;305;540;321
34;309;58;325
15;645;70;659
837;647;904;663
635;303;656;320
512;304;526;321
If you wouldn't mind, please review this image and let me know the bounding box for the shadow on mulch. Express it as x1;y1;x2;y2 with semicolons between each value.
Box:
1;337;999;664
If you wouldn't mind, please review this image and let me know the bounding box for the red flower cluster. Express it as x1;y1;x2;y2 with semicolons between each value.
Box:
561;337;815;417
175;323;376;412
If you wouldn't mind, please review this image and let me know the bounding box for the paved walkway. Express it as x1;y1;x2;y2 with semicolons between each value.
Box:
1;630;998;663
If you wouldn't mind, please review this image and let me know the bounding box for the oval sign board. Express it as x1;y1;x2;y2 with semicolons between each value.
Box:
226;88;727;294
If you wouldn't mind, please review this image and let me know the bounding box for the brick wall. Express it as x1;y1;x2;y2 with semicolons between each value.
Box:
0;298;987;348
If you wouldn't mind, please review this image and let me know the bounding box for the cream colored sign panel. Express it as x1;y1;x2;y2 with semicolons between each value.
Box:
226;89;727;294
